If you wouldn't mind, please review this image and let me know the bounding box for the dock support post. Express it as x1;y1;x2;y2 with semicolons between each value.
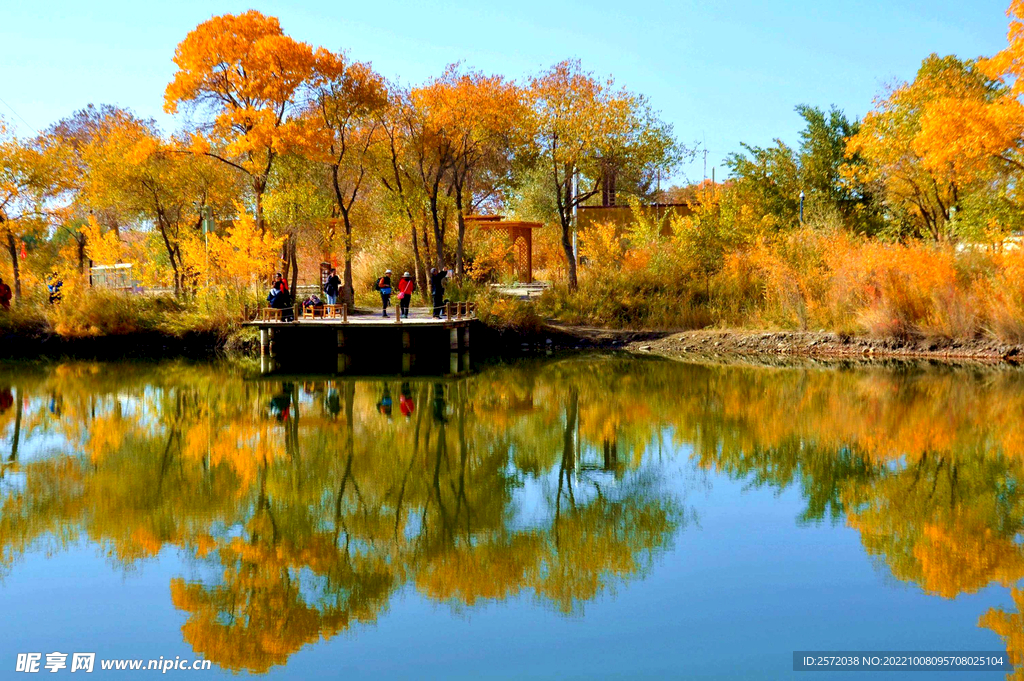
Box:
450;327;459;351
260;328;269;358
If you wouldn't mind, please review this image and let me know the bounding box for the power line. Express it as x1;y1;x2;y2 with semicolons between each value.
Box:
0;95;39;135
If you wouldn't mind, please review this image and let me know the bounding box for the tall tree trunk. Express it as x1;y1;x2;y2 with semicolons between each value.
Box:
254;183;266;234
556;167;578;292
157;216;181;297
560;216;577;292
420;217;434;299
455;199;467;278
289;237;298;302
430;195;445;269
341;211;355;307
76;232;87;273
410;215;427;302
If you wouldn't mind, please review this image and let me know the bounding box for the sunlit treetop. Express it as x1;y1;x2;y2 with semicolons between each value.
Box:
981;0;1024;96
163;10;317;212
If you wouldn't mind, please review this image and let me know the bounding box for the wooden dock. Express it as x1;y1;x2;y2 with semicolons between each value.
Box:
245;303;477;375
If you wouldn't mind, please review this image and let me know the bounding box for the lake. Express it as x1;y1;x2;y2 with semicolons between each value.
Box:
1;356;1023;679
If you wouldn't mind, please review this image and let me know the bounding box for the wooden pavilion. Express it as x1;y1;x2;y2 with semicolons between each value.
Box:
465;215;544;284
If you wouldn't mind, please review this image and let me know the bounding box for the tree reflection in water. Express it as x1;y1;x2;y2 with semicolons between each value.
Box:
5;358;1024;675
0;359;684;673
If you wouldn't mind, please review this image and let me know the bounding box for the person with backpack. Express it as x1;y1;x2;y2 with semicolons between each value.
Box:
397;271;415;318
375;269;393;317
323;268;341;305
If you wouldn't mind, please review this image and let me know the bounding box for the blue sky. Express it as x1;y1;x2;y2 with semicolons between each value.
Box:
0;0;1012;183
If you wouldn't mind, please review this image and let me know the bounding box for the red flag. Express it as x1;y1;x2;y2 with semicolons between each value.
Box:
19;241;27;259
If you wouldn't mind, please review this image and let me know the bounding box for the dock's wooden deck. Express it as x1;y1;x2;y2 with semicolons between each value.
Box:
244;307;475;328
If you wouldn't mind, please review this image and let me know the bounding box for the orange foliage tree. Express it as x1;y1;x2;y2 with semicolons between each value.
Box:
846;55;1010;240
305;50;389;305
163;11;316;236
0;120;71;303
413;66;526;276
528;60;679;290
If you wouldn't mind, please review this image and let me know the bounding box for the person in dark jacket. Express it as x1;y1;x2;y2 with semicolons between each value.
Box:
429;267;449;318
375;269;393;317
323;268;341;305
397;271;415;318
267;281;293;321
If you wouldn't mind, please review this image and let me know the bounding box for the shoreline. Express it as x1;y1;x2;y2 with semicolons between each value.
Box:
3;322;1024;366
619;329;1024;364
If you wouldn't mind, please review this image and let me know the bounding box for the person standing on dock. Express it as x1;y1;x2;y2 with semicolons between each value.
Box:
430;267;448;318
397;271;415;318
323;268;341;306
376;269;393;317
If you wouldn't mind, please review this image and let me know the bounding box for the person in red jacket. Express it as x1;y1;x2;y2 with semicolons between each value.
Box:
0;276;12;311
397;271;415;318
272;271;289;294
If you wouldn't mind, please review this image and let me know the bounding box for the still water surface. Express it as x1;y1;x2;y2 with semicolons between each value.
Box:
1;356;1023;679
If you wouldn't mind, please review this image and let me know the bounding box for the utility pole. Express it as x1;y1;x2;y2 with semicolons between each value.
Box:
799;191;805;224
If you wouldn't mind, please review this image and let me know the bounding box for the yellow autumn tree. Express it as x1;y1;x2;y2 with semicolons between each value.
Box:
198;206;284;297
0;119;72;303
846;54;1006;240
164;11;316;232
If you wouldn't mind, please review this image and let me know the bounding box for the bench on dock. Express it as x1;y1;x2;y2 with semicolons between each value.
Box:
324;304;346;320
261;308;286;321
301;305;325;320
301;304;347;320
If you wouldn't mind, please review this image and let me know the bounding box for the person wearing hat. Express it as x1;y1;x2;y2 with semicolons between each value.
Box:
375;269;393;317
397;271;416;318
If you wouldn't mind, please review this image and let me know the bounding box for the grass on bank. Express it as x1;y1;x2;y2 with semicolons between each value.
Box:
531;219;1024;344
0;288;253;343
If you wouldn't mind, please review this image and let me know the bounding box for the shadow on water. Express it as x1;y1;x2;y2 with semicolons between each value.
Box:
3;356;1024;674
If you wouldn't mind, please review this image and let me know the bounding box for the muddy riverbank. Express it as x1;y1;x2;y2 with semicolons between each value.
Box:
622;328;1024;363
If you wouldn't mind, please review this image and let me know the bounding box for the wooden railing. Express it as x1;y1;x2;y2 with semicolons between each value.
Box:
259;302;478;323
444;301;477;321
